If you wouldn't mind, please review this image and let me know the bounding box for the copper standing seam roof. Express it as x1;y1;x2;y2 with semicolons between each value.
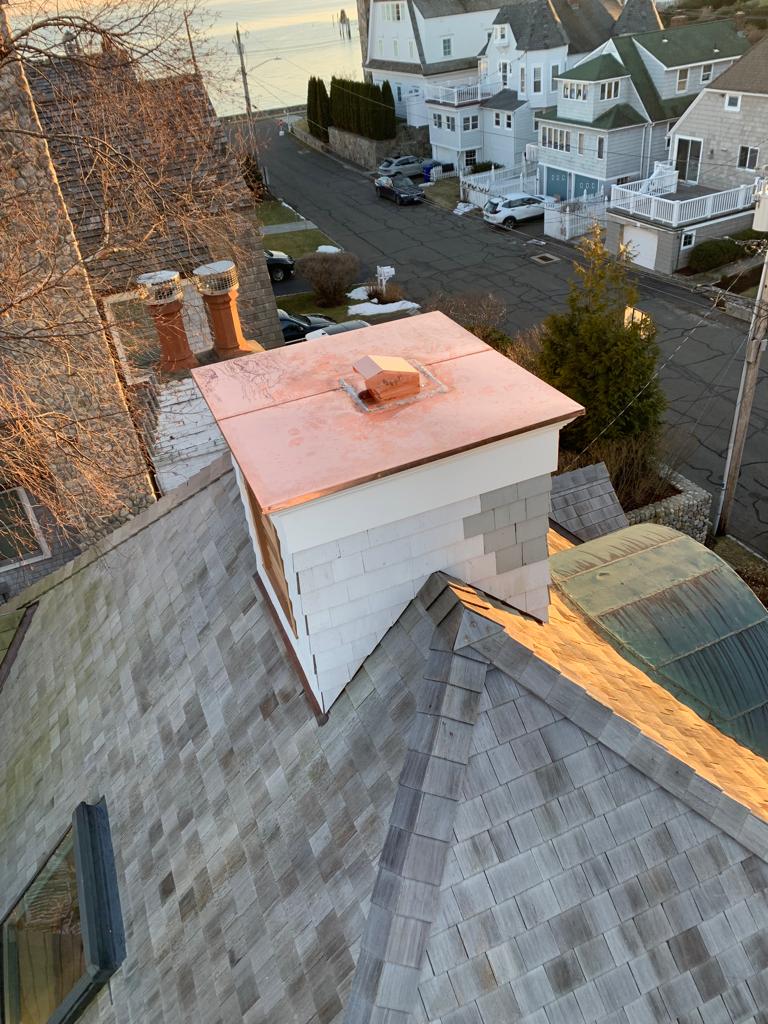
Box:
192;313;584;513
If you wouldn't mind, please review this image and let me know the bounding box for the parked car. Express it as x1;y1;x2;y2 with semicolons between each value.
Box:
304;320;370;340
483;193;553;228
265;249;295;283
374;173;424;206
377;155;426;178
278;308;335;344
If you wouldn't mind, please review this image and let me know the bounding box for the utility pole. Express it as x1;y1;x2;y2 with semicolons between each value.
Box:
183;11;199;77
235;23;253;119
715;180;768;536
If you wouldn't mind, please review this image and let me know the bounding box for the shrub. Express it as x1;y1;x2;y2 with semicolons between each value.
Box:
538;224;665;450
297;251;360;306
687;237;744;272
329;77;395;140
365;279;404;304
423;289;508;337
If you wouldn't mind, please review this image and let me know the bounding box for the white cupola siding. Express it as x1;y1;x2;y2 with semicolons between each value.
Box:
193;313;583;714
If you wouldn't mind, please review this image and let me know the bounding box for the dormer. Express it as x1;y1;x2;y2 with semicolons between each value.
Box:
556;54;631;124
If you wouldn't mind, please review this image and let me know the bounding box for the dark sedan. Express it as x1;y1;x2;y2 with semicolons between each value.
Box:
278;308;335;344
374;173;424;206
265;249;295;283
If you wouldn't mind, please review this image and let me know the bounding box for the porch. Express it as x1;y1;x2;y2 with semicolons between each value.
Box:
609;168;761;227
424;81;495;107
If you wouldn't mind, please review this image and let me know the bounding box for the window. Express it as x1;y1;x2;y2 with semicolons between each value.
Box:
246;483;297;634
533;66;542;94
463;114;479;130
738;146;759;170
519;66;526;94
393;39;399;56
383;2;402;19
442;37;452;57
377;38;383;56
494;112;501;127
0;488;49;570
541;125;571;151
725;93;741;111
675;136;702;182
562;82;588;100
1;802;125;1024
551;64;559;90
396;84;403;102
533;119;539;131
600;80;620;100
681;230;696;249
676;68;689;92
433;112;443;128
465;149;477;167
495;25;507;41
578;131;585;155
505;113;513;129
597;135;605;159
409;40;415;59
701;63;713;83
499;61;508;87
445;115;456;131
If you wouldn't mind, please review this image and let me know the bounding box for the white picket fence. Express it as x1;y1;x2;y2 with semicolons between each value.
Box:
544;194;607;240
460;164;539;208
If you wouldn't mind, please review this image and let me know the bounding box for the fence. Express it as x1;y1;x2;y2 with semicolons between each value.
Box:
460;164;538;207
544;194;607;240
609;180;757;226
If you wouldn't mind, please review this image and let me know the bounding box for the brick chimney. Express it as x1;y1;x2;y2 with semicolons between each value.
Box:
192;313;583;715
192;260;261;359
136;270;198;373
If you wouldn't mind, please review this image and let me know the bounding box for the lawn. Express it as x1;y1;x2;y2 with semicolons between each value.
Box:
423;177;461;211
277;291;416;325
712;536;768;607
255;199;301;226
268;228;335;259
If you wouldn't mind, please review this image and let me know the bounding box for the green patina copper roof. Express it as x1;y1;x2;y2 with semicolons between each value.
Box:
631;18;749;69
560;54;629;82
538;102;647;130
551;523;768;758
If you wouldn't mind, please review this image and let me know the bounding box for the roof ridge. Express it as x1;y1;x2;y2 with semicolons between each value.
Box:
342;606;493;1022
450;584;768;863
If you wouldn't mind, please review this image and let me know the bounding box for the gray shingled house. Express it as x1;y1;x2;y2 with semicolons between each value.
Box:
2;318;768;1024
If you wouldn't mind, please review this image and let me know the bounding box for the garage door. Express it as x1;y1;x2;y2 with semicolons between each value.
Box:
623;224;658;270
546;167;569;200
573;174;600;198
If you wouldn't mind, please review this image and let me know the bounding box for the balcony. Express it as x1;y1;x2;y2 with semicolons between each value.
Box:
423;80;495;107
609;167;761;227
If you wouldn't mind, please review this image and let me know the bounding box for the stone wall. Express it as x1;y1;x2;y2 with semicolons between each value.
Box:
627;470;712;543
296;121;431;170
0;11;155;598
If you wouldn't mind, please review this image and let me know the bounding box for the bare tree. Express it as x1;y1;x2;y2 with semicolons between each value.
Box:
0;0;276;565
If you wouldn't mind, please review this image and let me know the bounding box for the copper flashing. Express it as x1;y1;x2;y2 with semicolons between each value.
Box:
192;313;584;513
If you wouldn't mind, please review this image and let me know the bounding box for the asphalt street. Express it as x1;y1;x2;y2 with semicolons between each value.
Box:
258;121;767;557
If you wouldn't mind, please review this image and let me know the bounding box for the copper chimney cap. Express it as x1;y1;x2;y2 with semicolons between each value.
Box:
354;354;420;403
136;269;182;305
192;260;239;296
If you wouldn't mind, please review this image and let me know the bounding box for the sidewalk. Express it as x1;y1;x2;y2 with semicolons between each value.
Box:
262;219;318;235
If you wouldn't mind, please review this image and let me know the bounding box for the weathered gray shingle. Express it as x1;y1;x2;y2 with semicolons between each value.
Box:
550;462;629;541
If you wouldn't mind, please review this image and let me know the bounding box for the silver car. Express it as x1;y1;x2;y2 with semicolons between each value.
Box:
377;155;426;178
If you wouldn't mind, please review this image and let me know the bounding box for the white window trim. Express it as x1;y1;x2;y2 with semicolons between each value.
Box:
532;65;543;94
597;135;605;160
724;93;741;111
738;145;759;170
441;36;453;57
494;111;501;127
505;112;513;129
519;66;526;94
674;134;703;183
681;230;696;250
0;487;51;572
676;68;689;94
700;63;713;83
550;64;559;91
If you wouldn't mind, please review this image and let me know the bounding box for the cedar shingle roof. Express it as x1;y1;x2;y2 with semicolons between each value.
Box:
709;33;768;95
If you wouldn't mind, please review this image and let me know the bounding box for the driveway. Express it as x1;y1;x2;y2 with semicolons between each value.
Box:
256;121;768;557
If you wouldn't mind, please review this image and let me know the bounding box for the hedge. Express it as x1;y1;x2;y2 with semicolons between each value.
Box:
687;231;768;273
329;77;396;140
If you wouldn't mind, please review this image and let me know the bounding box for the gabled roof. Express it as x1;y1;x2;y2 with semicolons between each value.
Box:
411;0;499;15
632;18;749;69
480;87;526;111
4;456;768;1024
494;0;616;55
560;53;629;81
708;34;768;96
612;0;663;36
611;33;696;122
550;462;628;540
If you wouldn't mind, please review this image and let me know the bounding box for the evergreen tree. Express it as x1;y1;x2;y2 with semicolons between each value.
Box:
316;78;331;142
306;77;318;139
381;80;396;139
538;224;665;453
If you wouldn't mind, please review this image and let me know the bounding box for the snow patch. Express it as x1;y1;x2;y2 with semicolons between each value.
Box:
347;286;369;300
316;244;342;253
348;300;420;316
453;202;476;216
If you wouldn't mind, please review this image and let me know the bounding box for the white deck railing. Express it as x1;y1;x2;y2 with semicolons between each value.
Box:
423;81;495;106
610;177;759;227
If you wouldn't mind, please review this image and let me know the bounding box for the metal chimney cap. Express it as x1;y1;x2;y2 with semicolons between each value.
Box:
193;260;239;295
136;270;182;305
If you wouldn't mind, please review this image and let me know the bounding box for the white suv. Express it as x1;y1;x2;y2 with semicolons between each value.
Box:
483;193;552;228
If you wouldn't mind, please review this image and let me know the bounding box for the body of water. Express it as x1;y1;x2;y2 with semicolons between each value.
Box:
202;0;363;115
